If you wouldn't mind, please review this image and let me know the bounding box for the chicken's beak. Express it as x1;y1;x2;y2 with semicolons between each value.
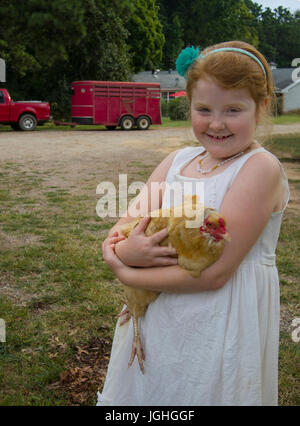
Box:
223;232;231;242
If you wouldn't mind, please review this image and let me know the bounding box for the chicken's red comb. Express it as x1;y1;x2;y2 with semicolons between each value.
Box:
218;218;225;227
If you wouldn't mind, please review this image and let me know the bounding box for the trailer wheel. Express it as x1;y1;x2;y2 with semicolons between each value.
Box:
120;116;135;130
137;115;151;130
18;114;37;131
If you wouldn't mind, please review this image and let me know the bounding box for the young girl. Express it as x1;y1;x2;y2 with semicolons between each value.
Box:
98;41;289;406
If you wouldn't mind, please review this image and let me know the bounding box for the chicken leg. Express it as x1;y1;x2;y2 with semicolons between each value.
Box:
118;306;146;373
128;316;145;374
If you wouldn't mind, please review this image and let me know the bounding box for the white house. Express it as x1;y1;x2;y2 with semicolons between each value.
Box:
133;70;186;101
273;67;300;112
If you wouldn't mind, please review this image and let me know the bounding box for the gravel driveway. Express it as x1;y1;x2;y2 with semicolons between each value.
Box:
0;124;299;194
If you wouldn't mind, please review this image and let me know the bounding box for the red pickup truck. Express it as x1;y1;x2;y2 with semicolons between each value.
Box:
0;88;50;130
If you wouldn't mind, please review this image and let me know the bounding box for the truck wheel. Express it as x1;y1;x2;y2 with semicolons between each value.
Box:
120;116;135;130
18;114;37;131
137;115;151;130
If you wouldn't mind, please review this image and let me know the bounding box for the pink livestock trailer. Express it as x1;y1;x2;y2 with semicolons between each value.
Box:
71;81;162;130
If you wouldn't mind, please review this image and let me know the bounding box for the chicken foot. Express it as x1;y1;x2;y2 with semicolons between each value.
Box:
128;316;145;374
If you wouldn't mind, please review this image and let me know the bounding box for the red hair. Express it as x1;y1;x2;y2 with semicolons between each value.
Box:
186;41;275;121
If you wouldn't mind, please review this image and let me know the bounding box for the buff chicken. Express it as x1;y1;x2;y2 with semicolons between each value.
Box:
117;195;230;374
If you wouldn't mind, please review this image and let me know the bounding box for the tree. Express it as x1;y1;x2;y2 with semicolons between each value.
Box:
39;0;134;118
158;0;258;49
244;0;263;18
244;2;300;66
0;0;44;82
68;0;132;81
0;0;87;101
272;6;300;66
126;0;165;71
0;0;149;118
158;10;184;69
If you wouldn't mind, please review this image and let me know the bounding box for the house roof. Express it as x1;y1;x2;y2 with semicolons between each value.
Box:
133;70;186;91
133;68;299;93
272;68;296;92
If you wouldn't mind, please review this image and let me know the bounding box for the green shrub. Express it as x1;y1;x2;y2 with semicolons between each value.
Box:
168;97;190;120
160;99;169;117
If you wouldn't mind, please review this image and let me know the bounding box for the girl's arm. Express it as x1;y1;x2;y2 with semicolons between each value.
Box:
104;149;181;267
103;153;282;293
103;235;218;292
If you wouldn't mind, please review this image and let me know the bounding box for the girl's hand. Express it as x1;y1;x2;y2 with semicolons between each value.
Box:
114;216;178;267
101;232;128;275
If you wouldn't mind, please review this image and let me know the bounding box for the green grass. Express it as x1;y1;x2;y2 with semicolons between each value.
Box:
0;134;299;405
161;113;300;126
0;122;108;132
265;135;300;159
158;117;192;127
273;114;300;125
0;112;299;133
0;165;122;405
0;117;190;132
266;135;300;405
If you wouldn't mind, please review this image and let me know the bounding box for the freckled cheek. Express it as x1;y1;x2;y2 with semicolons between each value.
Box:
191;115;208;135
232;113;257;135
232;122;255;138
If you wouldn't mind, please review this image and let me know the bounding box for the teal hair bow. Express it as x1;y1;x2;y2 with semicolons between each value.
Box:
176;46;202;78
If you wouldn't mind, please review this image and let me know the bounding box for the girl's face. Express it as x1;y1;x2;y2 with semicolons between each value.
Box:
191;78;258;160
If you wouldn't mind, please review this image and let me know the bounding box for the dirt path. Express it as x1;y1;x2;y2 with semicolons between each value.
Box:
1;122;300;164
0;123;299;202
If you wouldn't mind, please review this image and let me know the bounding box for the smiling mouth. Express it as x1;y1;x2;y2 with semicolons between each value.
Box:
206;134;233;140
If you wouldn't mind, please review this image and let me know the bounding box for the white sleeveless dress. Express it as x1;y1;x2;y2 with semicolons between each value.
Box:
97;146;289;406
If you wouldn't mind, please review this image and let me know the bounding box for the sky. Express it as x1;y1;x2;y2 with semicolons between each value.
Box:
255;0;300;12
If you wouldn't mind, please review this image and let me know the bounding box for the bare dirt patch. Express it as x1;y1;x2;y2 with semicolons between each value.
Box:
1;124;299;201
47;336;111;405
1;124;299;182
0;229;42;251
